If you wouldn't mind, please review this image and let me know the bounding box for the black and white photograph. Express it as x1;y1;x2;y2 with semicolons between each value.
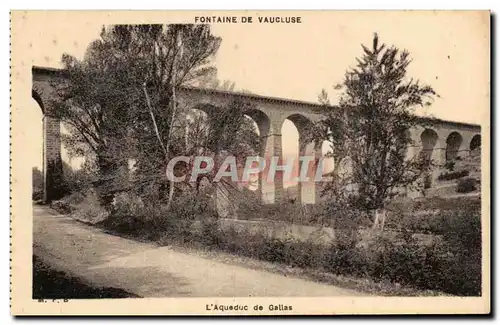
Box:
10;10;490;315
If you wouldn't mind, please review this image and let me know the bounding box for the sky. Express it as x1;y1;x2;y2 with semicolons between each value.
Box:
22;11;489;178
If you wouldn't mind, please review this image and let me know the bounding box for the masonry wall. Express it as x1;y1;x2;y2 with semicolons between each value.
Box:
43;115;65;202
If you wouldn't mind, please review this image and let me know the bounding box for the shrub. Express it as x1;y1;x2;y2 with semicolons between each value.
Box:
424;174;432;189
386;197;481;235
358;234;439;287
323;239;363;275
440;202;481;252
101;192;148;235
319;200;370;229
218;197;482;295
103;190;219;242
412;196;481;212
444;161;456;171
50;200;73;215
435;204;481;295
237;197;371;230
64;169;96;193
65;189;109;224
45;160;67;201
32;189;43;201
456;177;477;193
32;167;44;201
437;170;469;181
197;220;480;295
237;199;332;227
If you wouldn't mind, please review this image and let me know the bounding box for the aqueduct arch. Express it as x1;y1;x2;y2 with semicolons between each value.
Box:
32;83;64;203
175;85;323;204
32;66;482;203
420;128;439;166
470;134;481;157
284;113;321;204
445;132;463;161
187;102;274;204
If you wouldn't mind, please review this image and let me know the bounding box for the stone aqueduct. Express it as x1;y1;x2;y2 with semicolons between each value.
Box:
32;66;482;203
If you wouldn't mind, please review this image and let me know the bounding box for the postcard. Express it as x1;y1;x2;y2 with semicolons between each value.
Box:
10;10;490;315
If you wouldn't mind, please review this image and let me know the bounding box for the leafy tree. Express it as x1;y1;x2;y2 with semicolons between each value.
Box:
51;24;221;207
318;88;330;106
316;33;436;229
200;76;236;91
177;100;261;200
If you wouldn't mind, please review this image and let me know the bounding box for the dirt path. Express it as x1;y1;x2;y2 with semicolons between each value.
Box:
33;205;362;297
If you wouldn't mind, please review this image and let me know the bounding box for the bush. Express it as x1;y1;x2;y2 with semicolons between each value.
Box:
424;174;432;189
32;189;43;201
103;190;218;242
444;161;456;171
413;196;481;211
100;192;148;235
237;198;370;229
192;219;480;295
389;196;481;212
60;189;109;224
229;197;483;295
64;169;96;193
437;170;469;181
32;167;44;201
456;177;477;193
97;188;482;296
203;225;327;269
386;197;481;235
238;200;313;224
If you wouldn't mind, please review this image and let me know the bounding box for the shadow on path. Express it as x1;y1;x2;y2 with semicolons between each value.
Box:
33;256;140;299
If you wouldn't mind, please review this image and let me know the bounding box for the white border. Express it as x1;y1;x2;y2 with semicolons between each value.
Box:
3;2;498;323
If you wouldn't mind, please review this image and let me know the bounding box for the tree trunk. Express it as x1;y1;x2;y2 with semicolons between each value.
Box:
371;209;379;230
161;33;181;211
166;179;175;211
142;83;175;211
371;208;387;231
95;155;118;208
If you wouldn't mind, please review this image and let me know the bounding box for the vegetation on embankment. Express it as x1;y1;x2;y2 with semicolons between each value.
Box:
51;190;481;297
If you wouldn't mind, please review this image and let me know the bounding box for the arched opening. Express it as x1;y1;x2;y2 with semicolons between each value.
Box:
243;108;268;140
281;119;300;202
188;103;268;206
282;114;316;204
240;108;266;193
32;86;67;202
420;129;438;166
445;132;463;161
240;108;273;204
188;104;265;158
32;89;45;114
470;134;481;158
29;93;44;201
